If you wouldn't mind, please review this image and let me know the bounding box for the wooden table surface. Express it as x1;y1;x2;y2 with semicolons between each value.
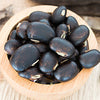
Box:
0;0;100;100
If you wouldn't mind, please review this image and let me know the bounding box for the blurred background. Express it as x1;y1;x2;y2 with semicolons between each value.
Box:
0;0;100;100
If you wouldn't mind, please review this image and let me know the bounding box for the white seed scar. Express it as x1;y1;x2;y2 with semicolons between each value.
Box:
31;39;40;43
53;63;59;70
32;60;39;66
61;10;65;16
61;31;66;39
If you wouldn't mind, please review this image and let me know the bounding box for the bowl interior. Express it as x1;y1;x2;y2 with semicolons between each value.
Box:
0;5;98;99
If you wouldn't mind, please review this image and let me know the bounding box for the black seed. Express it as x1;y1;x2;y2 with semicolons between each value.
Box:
17;21;29;39
9;30;17;40
56;24;69;38
50;6;67;24
39;19;50;26
27;22;55;43
10;44;40;71
32;43;48;53
66;16;79;31
79;49;100;68
39;51;58;73
4;39;21;55
19;65;43;82
54;61;79;82
29;11;50;22
50;37;75;58
69;25;89;46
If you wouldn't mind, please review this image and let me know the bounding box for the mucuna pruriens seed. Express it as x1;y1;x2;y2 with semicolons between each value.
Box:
54;61;79;82
50;37;75;58
4;39;21;55
29;11;50;22
50;6;67;24
66;16;79;31
39;51;58;73
27;22;55;43
69;25;89;46
79;50;100;68
10;44;40;71
19;66;43;82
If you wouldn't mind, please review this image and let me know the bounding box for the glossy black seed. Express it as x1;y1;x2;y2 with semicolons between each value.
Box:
78;40;89;54
39;52;58;73
32;43;48;53
9;30;17;40
10;44;40;71
50;37;75;58
50;6;67;24
69;25;89;46
4;39;21;55
56;24;69;38
19;65;43;82
66;16;78;31
17;21;29;39
29;11;50;22
54;61;79;82
27;22;55;43
39;19;50;26
79;49;100;68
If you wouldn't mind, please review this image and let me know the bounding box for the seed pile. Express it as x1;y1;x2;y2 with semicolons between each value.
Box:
4;6;100;84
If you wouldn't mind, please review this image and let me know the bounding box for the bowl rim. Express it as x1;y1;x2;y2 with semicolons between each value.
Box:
0;5;98;98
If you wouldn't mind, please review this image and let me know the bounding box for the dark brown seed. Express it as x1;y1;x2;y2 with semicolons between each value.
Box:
29;11;50;22
9;30;17;40
50;6;67;24
32;43;48;53
50;37;75;58
79;49;100;68
10;44;40;71
17;21;29;39
66;16;78;31
19;65;43;82
27;22;55;43
56;24;69;38
39;19;50;26
54;61;79;82
4;39;21;55
39;52;58;73
69;25;89;46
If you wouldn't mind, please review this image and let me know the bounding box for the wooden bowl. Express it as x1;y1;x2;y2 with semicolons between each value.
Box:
0;5;98;100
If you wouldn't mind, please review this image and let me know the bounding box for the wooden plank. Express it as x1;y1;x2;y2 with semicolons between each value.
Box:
31;0;100;5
